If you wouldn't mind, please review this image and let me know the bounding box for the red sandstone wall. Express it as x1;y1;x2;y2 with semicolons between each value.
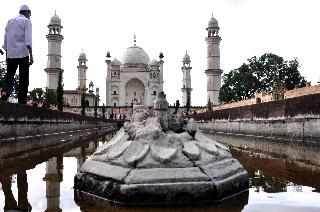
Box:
191;93;320;121
203;84;320;113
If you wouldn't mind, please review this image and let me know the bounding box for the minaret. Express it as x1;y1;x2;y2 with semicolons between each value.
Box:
159;52;164;92
43;157;63;212
105;51;111;105
181;51;192;106
45;12;64;90
205;15;223;105
77;51;88;90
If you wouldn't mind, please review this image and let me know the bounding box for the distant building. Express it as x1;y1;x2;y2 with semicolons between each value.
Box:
44;12;63;90
44;14;223;109
63;52;98;107
205;15;223;105
181;51;192;106
45;13;98;107
105;36;164;107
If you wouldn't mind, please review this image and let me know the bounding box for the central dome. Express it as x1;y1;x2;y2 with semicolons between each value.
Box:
121;45;150;65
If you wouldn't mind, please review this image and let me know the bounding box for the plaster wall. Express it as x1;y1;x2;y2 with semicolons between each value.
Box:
198;118;320;142
0;102;118;140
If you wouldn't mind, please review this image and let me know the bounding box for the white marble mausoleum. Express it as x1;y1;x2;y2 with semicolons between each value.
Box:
105;37;164;107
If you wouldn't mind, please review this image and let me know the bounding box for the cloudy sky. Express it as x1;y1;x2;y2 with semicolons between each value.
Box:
1;0;319;106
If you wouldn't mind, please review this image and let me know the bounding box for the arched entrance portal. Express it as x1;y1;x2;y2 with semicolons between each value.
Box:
125;78;145;105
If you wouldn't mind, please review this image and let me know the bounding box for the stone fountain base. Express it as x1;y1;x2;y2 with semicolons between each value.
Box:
75;160;248;204
74;93;249;204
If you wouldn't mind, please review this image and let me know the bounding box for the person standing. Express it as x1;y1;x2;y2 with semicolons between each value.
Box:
1;5;33;104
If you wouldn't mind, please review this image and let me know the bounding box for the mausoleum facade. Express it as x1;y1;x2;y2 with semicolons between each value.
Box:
105;38;164;107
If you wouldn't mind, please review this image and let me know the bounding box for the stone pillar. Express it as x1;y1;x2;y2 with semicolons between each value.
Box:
44;13;64;90
105;51;111;106
153;92;169;130
77;51;88;90
181;51;193;106
43;157;63;212
159;52;164;92
77;146;86;172
205;15;223;105
17;171;31;211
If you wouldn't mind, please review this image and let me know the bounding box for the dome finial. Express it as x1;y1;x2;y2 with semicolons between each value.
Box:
134;34;137;46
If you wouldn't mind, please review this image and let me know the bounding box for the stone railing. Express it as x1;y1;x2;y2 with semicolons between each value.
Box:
0;101;120;140
189;93;320;142
190;93;320;121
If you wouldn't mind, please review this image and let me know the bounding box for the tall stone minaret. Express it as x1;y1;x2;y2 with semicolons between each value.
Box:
159;52;164;92
181;51;192;106
44;12;63;90
105;51;111;106
43;157;63;212
77;51;88;90
205;15;222;105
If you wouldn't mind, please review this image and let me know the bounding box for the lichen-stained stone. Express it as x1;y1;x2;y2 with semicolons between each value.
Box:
119;182;215;203
135;151;163;168
196;139;218;155
123;141;149;166
93;128;129;156
107;140;131;160
168;115;184;132
125;121;144;140
183;118;199;134
195;131;229;151
108;154;129;167
194;147;220;166
80;160;131;182
182;141;200;160
165;151;194;168
201;159;245;181
150;144;178;163
125;167;210;184
136;150;194;168
135;117;162;140
160;131;192;149
131;106;149;122
75;92;249;204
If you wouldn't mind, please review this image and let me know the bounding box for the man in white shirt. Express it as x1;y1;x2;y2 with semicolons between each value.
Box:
1;5;33;104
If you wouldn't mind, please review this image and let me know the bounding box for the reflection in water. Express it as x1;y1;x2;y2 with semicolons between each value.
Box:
43;156;63;212
229;146;320;193
0;171;31;211
251;170;289;193
0;130;115;211
0;130;320;211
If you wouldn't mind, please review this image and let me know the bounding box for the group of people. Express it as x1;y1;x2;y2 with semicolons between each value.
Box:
1;5;33;104
101;112;127;121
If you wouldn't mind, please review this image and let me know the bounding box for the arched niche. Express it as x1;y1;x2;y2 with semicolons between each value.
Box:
125;78;145;105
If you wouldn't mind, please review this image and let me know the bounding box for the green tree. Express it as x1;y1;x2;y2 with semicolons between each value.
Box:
0;62;19;94
94;96;98;118
44;88;58;105
28;88;44;103
81;89;86;115
101;103;106;118
186;89;191;114
219;53;306;103
56;70;64;111
207;98;212;111
174;100;180;114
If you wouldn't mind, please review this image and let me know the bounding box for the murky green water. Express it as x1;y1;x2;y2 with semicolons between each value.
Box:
0;131;319;211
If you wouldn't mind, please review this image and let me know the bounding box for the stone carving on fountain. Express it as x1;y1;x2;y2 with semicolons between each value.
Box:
74;92;248;204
